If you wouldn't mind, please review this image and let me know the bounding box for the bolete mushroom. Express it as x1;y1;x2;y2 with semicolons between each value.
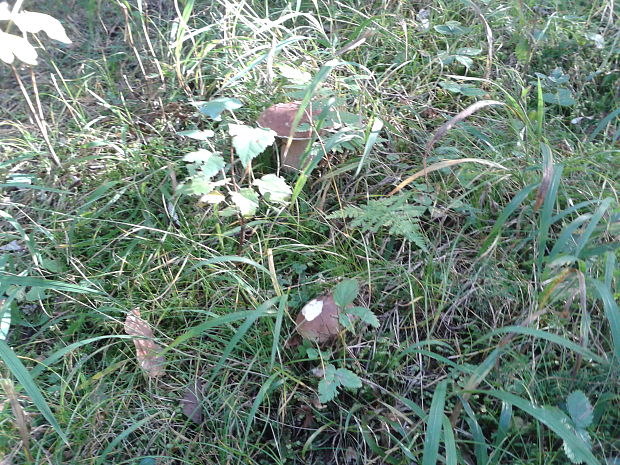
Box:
257;102;325;171
295;294;341;343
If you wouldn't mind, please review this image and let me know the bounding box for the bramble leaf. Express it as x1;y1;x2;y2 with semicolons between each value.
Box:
228;124;276;168
198;97;242;121
333;279;359;307
254;174;291;203
347;306;379;328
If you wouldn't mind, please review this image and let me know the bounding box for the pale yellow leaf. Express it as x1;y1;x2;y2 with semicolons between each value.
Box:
0;31;38;65
13;11;72;44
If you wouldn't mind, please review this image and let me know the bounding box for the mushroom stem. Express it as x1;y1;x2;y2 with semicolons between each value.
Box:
280;138;314;171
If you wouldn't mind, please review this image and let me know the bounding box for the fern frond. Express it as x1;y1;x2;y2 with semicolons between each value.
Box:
328;195;428;251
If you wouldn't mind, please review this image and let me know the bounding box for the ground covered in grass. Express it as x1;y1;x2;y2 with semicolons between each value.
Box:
1;0;619;464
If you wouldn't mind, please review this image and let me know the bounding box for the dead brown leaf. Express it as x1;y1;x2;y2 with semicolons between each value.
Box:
181;382;204;424
123;309;166;378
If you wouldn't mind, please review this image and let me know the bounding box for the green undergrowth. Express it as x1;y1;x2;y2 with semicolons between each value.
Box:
1;0;619;464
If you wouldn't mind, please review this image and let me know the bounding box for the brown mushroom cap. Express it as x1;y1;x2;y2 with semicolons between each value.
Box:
295;294;341;343
257;102;322;140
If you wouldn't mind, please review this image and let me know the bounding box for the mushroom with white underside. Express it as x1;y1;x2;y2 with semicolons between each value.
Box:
257;102;328;171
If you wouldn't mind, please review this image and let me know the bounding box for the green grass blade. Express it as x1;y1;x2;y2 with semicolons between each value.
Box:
481;390;601;465
463;399;489;465
441;414;457;465
0;340;69;444
206;297;279;385
479;326;607;365
190;255;270;275
269;295;287;370
589;279;620;363
30;335;135;379
164;309;274;354
605;251;616;289
422;379;448;465
244;372;282;439
547;214;592;264
588;107;620;142
355;117;383;177
536;144;563;272
94;415;155;465
478;183;538;256
489;402;513;465
0;275;100;294
574;198;612;258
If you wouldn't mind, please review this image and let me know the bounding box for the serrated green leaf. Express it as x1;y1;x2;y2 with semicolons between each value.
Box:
254;174;292;203
183;150;225;179
347;306;380;328
184;176;215;195
335;368;362;389
333;279;359;307
318;364;338;403
228;124;276;168
318;377;338;403
229;188;259;217
339;312;355;332
198;97;243;121
567;391;594;429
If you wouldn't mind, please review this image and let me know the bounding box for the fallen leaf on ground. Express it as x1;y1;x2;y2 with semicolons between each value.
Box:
181;382;204;424
123;309;166;377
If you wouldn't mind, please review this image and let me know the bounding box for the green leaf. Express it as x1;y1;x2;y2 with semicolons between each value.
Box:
454;55;474;68
183;150;225;179
277;64;311;84
11;10;72;44
347;306;380;328
339;312;355;332
333;279;359;307
434;21;471;35
543;88;576;106
334;368;362;389
177;129;215;140
183;176;216;195
254;174;292;203
439;81;486;97
318;364;338;403
198;97;242;121
515;37;530;64
228;124;276;168
455;47;482;56
567;391;594;429
229;188;259;217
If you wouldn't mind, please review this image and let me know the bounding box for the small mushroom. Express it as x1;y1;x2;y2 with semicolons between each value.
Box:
257;102;326;171
296;294;341;343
